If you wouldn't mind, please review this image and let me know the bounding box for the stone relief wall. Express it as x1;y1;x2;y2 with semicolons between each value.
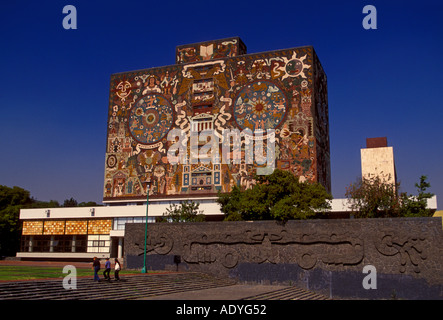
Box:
124;218;443;299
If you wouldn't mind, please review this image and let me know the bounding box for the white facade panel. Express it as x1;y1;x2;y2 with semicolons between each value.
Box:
19;196;437;221
19;199;224;220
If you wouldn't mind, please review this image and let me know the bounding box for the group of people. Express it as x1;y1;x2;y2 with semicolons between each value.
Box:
92;257;121;282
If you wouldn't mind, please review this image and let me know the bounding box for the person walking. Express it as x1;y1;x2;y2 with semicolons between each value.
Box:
92;257;101;282
114;259;121;281
103;258;111;281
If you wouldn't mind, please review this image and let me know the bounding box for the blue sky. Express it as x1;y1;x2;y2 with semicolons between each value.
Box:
0;0;442;209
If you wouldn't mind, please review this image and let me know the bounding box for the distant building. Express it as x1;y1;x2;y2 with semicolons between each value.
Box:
361;137;397;187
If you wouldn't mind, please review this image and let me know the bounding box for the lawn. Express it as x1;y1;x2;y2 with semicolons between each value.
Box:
0;265;140;281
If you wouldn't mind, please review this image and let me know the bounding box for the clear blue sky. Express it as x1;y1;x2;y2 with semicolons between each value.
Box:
0;0;442;209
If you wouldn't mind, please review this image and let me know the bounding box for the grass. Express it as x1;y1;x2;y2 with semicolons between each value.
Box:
0;265;144;281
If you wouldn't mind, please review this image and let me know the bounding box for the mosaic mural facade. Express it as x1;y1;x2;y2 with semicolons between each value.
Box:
104;37;330;202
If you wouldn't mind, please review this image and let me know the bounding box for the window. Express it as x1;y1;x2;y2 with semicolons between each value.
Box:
20;236;32;252
112;217;153;231
92;240;104;247
20;235;93;253
87;235;110;253
74;235;87;253
34;236;51;252
133;217;144;223
53;236;72;252
114;217;132;230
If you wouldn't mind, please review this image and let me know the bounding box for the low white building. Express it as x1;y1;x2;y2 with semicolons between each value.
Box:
17;197;221;260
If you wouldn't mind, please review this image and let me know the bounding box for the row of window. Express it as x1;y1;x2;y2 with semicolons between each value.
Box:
20;217;159;252
88;235;110;253
20;235;110;253
113;217;155;230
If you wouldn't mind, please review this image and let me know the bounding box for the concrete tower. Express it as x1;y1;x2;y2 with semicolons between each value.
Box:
361;137;397;187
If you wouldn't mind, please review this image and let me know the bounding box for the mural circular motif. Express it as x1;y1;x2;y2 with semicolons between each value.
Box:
233;81;287;132
106;154;117;168
128;94;173;145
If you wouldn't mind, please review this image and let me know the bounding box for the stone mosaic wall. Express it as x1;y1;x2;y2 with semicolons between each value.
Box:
124;218;443;299
176;37;247;64
104;37;330;202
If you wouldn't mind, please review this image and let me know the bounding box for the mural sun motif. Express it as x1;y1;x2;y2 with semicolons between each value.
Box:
281;51;311;80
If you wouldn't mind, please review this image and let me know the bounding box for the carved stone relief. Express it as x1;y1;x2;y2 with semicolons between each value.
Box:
125;218;443;293
135;226;364;271
374;228;428;273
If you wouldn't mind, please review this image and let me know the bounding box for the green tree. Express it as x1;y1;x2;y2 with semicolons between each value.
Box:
345;175;401;218
0;186;33;256
27;200;61;208
63;197;78;207
78;201;101;207
217;169;332;221
0;185;101;256
346;174;434;218
162;200;205;222
399;175;434;217
217;185;243;221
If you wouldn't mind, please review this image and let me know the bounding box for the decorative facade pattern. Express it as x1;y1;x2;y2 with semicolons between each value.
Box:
87;219;113;235
43;220;65;235
65;220;88;235
104;37;330;202
21;219;112;235
22;220;44;235
176;38;247;64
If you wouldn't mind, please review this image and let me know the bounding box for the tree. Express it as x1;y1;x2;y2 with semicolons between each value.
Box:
78;201;101;207
217;169;332;221
27;200;60;208
162;200;205;222
217;185;243;221
345;174;434;218
63;197;78;207
0;186;33;256
0;185;100;256
345;175;401;218
399;175;434;217
64;198;102;207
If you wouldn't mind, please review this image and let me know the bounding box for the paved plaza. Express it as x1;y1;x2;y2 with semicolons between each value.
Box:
0;261;329;300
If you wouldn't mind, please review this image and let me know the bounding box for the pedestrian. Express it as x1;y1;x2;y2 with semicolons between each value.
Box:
92;257;100;282
114;258;121;281
103;257;111;281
